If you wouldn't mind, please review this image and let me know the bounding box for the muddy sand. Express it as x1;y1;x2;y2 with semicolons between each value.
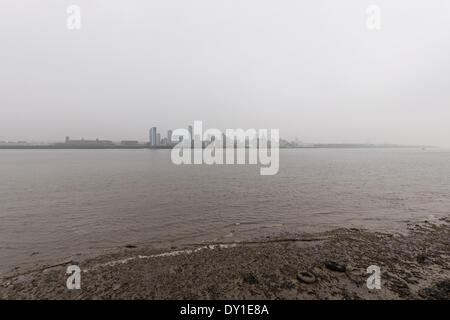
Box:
1;217;449;300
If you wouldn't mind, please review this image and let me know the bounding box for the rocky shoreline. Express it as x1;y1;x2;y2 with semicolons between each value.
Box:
1;218;449;300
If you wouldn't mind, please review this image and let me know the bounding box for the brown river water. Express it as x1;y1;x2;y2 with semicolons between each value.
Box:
0;148;449;274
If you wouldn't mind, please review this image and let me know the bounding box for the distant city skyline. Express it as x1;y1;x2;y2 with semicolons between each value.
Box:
0;119;440;150
0;124;435;149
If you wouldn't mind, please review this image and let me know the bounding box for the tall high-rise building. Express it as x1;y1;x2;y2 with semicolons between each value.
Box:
149;127;157;146
188;125;193;141
222;133;227;148
188;125;193;148
167;130;173;143
156;133;161;146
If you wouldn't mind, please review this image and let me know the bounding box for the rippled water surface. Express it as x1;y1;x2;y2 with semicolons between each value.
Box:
0;149;449;273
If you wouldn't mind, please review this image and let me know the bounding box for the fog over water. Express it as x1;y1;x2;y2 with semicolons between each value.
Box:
1;1;450;147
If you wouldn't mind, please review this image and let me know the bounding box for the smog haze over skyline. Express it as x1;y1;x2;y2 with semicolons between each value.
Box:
1;0;450;147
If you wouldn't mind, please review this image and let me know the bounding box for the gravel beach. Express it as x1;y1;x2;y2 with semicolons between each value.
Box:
1;217;449;300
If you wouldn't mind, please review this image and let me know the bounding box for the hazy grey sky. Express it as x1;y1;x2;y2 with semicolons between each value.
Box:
1;0;449;146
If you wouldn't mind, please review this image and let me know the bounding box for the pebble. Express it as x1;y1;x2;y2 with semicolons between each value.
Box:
416;255;426;264
242;272;258;284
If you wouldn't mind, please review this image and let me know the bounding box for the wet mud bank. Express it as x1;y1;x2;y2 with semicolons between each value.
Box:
1;218;449;299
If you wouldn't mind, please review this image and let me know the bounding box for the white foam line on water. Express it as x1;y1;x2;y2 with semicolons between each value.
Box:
84;243;238;272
